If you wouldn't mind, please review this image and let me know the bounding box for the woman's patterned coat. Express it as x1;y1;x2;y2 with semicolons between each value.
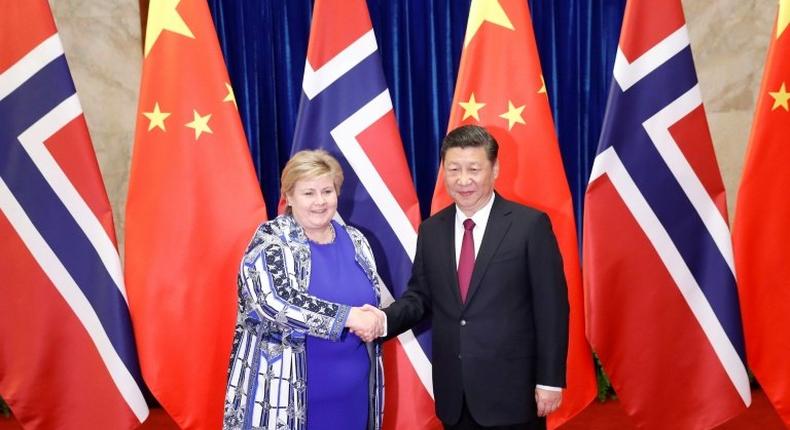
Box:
224;215;384;430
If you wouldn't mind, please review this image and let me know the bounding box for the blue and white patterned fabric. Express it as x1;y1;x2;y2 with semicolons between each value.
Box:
224;215;384;430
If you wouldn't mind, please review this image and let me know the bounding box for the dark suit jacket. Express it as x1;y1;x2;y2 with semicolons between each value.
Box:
384;194;569;426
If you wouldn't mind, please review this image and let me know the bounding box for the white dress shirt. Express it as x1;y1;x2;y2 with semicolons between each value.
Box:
454;192;495;265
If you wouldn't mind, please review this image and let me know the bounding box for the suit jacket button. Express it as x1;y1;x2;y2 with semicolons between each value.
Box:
460;319;467;326
457;353;462;360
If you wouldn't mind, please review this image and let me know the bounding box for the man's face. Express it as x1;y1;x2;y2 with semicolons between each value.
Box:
443;146;499;217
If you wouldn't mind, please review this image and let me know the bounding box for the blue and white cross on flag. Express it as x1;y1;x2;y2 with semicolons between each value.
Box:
290;0;440;428
583;1;750;428
0;2;148;429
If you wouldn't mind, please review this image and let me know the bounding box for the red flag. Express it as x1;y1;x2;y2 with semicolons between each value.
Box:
433;1;596;427
734;1;790;426
125;0;266;428
0;2;148;429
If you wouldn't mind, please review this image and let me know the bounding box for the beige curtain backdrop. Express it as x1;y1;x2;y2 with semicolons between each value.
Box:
48;0;776;251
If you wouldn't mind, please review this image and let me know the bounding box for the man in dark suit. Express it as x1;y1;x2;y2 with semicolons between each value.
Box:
373;125;569;429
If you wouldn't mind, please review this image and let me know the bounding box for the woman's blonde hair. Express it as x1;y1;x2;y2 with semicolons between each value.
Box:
281;150;344;211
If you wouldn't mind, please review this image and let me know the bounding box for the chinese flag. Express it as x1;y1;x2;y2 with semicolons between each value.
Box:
432;1;595;427
733;1;790;426
125;0;266;428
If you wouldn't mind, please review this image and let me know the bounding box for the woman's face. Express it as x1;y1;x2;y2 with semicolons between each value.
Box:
287;174;338;233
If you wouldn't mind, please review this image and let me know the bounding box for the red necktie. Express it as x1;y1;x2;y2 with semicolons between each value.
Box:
458;218;476;302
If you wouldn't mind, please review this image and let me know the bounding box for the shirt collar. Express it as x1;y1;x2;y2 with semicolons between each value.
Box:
455;192;495;226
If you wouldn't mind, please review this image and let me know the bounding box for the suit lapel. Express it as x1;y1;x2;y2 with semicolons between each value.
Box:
465;195;512;306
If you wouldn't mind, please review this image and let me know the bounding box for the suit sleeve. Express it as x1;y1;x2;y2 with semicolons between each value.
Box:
382;223;432;338
528;213;570;388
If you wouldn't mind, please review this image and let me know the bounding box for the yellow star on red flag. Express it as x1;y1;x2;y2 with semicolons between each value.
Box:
499;100;526;130
459;93;486;121
769;82;790;111
142;102;171;131
464;0;514;47
223;82;238;108
145;0;195;57
185;110;213;139
778;0;789;38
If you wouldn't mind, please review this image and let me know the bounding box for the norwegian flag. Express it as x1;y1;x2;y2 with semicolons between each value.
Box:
0;1;148;429
290;0;440;428
583;1;750;429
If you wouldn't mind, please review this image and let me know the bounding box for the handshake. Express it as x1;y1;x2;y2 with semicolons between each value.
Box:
346;304;386;342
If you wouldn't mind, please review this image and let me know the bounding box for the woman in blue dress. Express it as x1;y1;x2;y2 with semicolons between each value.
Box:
224;150;385;430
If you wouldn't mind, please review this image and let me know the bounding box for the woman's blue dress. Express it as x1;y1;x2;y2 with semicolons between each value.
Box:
306;221;376;430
